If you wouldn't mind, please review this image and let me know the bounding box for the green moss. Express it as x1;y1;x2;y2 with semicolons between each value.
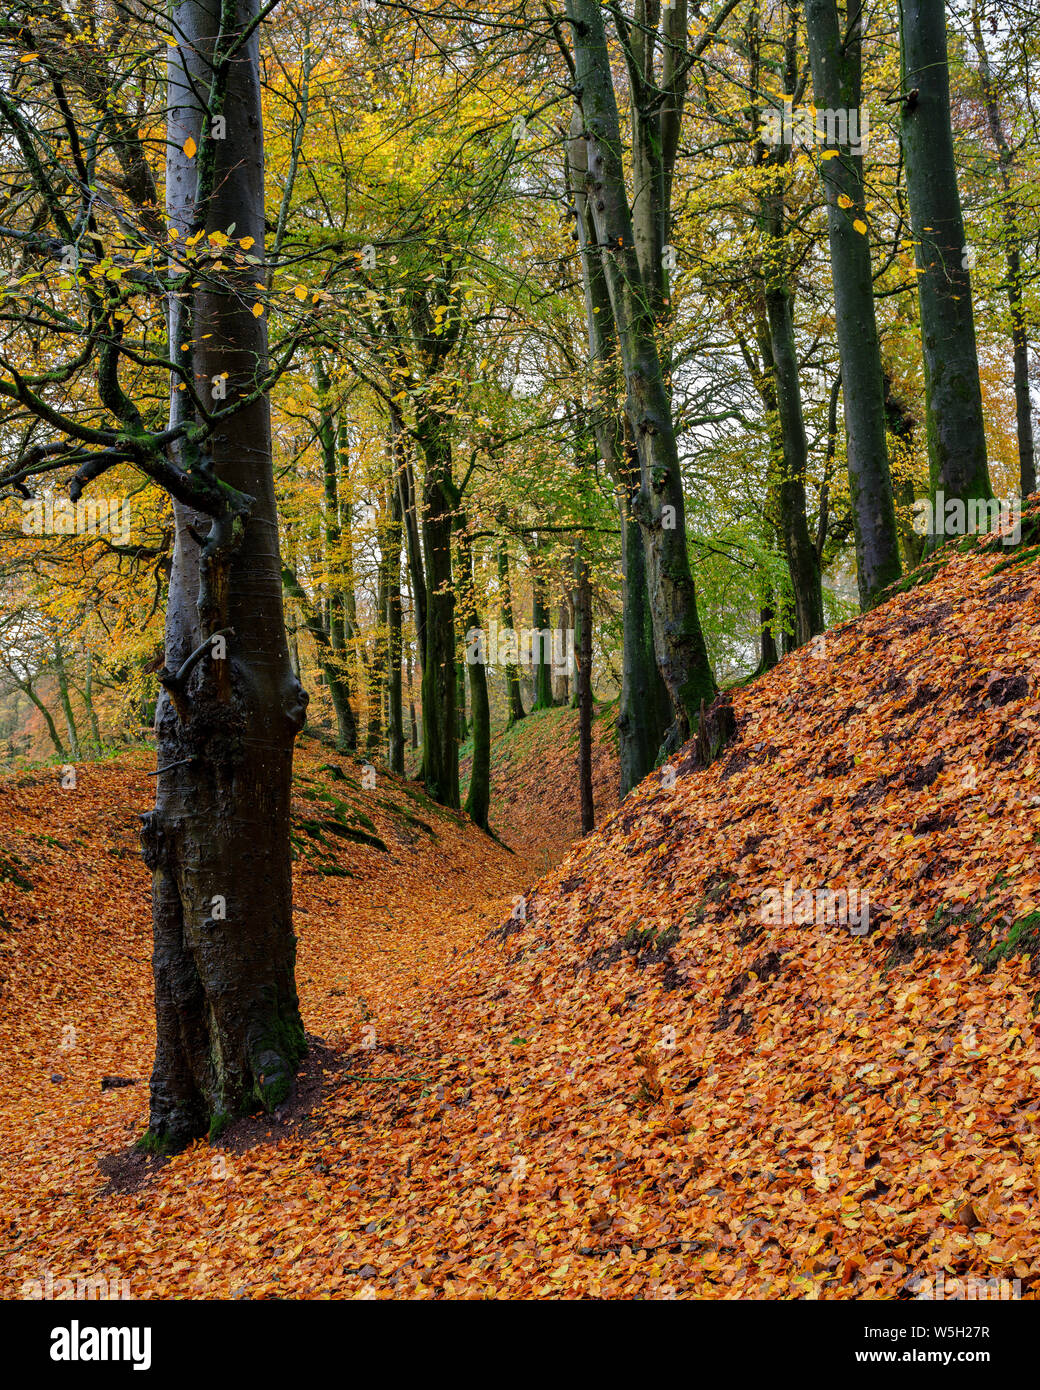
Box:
135;1129;177;1157
207;1110;232;1142
984;911;1040;968
0;853;32;891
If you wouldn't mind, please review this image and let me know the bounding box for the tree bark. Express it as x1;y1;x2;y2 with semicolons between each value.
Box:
561;10;717;750
565;0;715;747
900;0;992;529
805;0;903;606
567;113;661;788
53;636;80;758
969;4;1036;497
530;549;553;711
144;0;308;1150
497;537;526;727
386;452;405;775
415;402;458;807
574;541;594;834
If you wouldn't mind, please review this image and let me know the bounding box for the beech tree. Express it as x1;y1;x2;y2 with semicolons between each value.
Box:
900;0;993;531
0;0;317;1147
562;0;715;750
805;0;902;608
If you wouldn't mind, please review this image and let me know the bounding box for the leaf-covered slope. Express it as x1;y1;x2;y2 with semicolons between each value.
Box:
385;534;1040;1297
3;538;1040;1300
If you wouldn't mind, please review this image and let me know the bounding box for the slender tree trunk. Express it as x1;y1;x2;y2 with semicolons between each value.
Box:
565;0;715;747
497;537;526;726
554;589;571;707
567;116;660;788
416;405;458;807
970;4;1036;497
574;542;594;834
457;523;490;830
81;649;102;751
393;402;428;667
805;0;902;606
900;0;992;532
386;464;405;776
52;637;80;759
281;566;356;750
763;282;825;645
143;0;308;1150
531;554;553;712
14;677;66;757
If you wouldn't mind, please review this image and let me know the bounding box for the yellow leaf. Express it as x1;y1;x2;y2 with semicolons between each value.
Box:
239;236;255;250
293;284;307;301
252;302;264;317
183;136;197;159
853;219;867;235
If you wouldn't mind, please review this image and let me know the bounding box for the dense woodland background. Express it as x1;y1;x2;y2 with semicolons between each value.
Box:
1;0;1035;784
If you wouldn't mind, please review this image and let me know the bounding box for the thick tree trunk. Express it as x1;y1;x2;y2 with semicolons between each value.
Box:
900;0;992;530
805;0;903;607
144;0;307;1151
566;0;715;746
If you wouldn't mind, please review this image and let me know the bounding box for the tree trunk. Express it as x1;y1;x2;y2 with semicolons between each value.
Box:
386;459;405;775
53;636;80;759
574;542;594;834
416;404;458;807
281;565;356;751
531;556;553;711
567;115;660;789
554;590;571;707
79;649;102;751
900;0;992;530
970;4;1036;497
763;281;825;646
805;0;903;606
565;0;715;746
457;523;490;830
497;537;526;727
144;0;308;1151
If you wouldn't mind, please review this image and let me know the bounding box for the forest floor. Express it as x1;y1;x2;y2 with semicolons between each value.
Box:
3;524;1040;1298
